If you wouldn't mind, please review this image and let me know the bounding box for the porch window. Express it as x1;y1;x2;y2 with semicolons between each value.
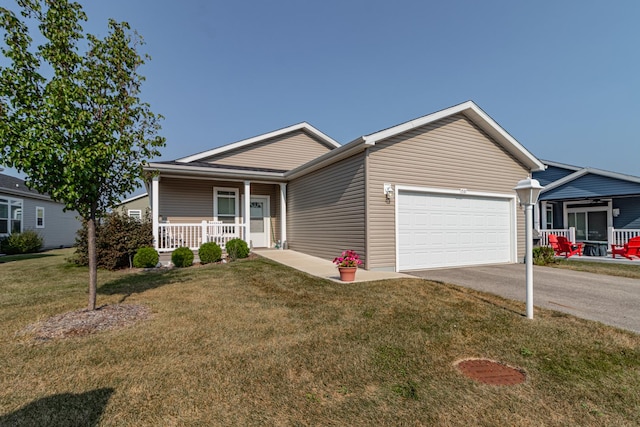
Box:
214;188;238;224
0;198;22;235
36;206;45;228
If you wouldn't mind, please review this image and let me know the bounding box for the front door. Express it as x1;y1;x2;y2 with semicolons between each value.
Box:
250;196;270;248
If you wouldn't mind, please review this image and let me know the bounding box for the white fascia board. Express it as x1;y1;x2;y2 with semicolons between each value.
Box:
541;159;582;171
540;169;588;193
118;192;149;205
362;101;476;144
146;163;286;181
582;167;640;184
0;188;52;202
177;122;341;163
362;101;545;172
543;167;640;193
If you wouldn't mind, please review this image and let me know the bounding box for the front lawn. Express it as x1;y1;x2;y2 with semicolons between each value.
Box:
1;249;639;426
550;258;640;279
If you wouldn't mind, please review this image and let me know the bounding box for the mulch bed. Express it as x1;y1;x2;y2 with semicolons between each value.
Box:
19;304;151;341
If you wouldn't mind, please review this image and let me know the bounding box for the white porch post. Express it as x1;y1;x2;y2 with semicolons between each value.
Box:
244;180;251;248
540;201;547;230
279;183;287;249
152;176;160;250
534;201;541;231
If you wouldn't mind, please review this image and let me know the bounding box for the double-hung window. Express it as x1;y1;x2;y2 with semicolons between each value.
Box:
36;206;45;228
0;197;23;235
214;188;238;224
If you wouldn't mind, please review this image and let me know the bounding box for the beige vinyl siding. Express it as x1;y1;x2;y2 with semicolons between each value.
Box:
367;113;528;270
157;178;281;241
159;177;221;222
116;196;150;216
203;130;334;171
288;153;366;263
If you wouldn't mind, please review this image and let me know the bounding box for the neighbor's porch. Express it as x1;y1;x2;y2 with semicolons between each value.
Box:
150;176;288;252
539;226;640;257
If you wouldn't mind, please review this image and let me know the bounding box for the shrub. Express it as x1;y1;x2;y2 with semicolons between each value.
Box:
199;242;222;264
225;238;249;261
533;246;556;266
71;209;153;270
133;246;159;268
171;246;194;267
0;230;43;254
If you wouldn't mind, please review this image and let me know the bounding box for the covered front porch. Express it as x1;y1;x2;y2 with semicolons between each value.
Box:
149;176;288;252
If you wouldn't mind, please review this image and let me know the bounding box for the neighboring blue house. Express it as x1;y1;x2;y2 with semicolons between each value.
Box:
533;160;640;245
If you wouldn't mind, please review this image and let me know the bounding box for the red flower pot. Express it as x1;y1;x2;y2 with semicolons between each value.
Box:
338;267;357;282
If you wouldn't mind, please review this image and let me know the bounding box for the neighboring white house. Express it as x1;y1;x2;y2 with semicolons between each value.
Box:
0;172;81;249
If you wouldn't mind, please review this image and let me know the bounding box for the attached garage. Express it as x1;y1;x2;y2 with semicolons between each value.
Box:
397;188;516;270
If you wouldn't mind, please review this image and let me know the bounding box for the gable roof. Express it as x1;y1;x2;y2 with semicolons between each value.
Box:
540;160;640;193
177;122;341;163
287;101;544;179
148;101;544;181
0;173;52;201
362;101;545;171
117;192;149;205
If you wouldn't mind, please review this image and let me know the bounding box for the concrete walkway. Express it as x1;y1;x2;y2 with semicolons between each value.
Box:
252;249;412;283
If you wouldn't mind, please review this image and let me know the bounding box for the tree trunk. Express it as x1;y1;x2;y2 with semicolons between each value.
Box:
87;210;98;310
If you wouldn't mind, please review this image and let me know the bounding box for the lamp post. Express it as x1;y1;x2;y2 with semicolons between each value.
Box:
514;177;544;319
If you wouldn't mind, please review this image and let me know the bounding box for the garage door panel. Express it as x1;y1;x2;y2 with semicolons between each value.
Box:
398;191;513;270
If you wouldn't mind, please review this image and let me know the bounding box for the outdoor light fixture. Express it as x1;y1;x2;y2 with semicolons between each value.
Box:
384;183;393;203
514;177;544;319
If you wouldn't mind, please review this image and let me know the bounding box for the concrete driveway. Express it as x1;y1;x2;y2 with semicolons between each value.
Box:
409;264;640;334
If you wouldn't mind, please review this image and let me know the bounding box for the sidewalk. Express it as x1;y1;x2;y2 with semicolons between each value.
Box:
252;249;412;283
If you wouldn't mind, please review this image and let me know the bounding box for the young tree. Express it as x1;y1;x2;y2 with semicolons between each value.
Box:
0;1;165;310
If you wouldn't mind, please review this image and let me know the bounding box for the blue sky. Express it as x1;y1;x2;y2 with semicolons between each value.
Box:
2;0;639;185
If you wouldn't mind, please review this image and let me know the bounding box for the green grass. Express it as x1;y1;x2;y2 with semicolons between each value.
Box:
549;258;640;279
1;249;640;426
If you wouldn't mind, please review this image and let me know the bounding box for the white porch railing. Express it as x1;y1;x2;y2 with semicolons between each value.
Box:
156;221;246;252
609;227;640;247
539;227;640;249
539;228;576;246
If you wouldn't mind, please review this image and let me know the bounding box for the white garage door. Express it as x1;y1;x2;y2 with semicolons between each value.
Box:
398;191;513;270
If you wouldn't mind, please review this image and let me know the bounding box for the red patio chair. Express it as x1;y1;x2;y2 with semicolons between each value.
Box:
555;236;583;258
611;236;640;260
548;234;562;256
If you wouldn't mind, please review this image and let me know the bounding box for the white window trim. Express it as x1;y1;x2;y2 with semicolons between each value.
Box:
563;200;613;242
544;203;553;230
0;196;23;236
36;206;45;228
213;186;239;224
